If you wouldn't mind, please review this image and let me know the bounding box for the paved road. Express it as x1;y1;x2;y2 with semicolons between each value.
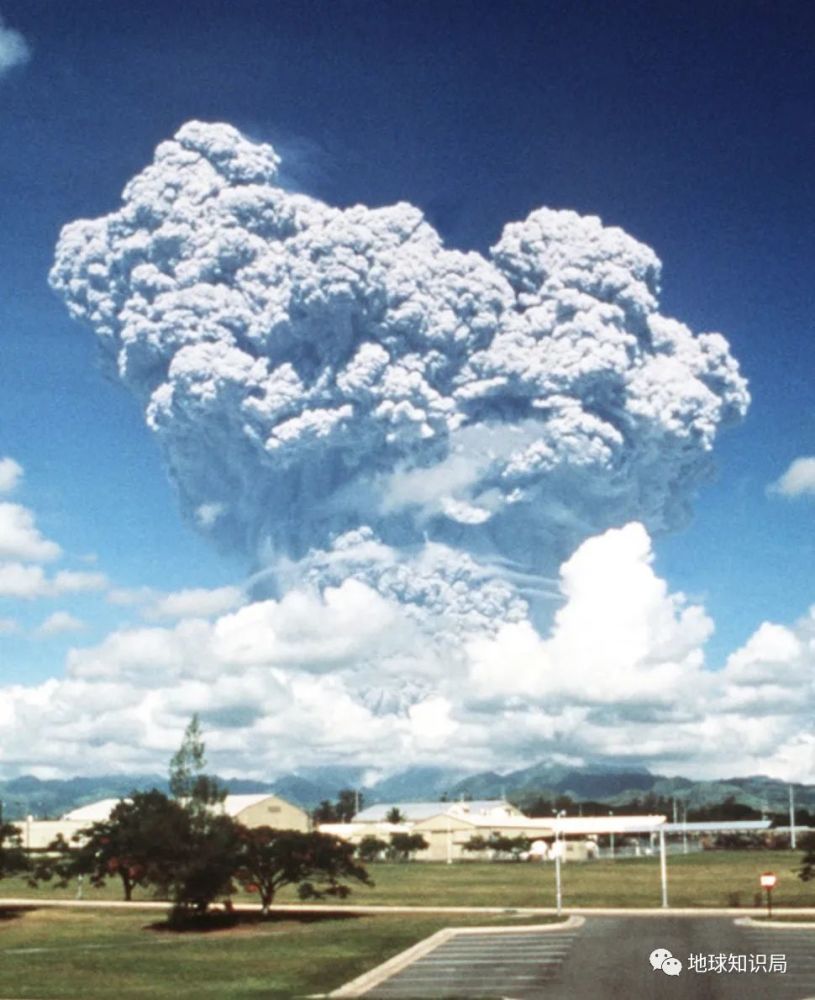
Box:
360;917;815;999
364;926;581;999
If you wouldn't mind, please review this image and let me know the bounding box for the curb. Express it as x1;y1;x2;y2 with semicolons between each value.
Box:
328;916;584;998
734;916;815;930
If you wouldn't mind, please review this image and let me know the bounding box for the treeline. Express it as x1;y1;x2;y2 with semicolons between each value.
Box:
0;718;371;925
519;793;814;826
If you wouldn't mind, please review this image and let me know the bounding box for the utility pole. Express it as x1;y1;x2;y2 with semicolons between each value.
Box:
790;785;797;850
659;828;669;908
553;810;566;915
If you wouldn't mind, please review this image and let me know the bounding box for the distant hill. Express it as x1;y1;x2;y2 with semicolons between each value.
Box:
1;762;813;821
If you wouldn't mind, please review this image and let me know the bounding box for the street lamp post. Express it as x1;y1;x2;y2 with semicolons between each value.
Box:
553;809;566;916
659;827;669;908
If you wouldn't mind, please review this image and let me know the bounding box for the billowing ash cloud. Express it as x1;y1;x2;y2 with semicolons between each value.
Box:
50;121;748;591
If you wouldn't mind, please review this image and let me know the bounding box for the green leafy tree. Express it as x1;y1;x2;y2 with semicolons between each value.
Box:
160;813;243;917
485;834;531;860
387;832;428;861
462;835;489;854
169;714;226;818
164;716;240;916
312;800;339;824
385;807;405;824
235;828;372;915
0;820;29;883
336;789;361;822
36;791;189;901
797;831;815;883
357;835;388;862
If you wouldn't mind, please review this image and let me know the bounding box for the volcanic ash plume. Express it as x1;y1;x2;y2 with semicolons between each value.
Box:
50;121;748;586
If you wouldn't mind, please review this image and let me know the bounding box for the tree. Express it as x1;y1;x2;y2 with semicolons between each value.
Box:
336;789;362;822
357;835;388;862
313;790;362;824
484;834;531;860
165;716;240;917
234;828;372;915
387;833;428;861
462;833;530;860
37;791;190;901
0;820;29;883
160;813;243;917
797;831;815;883
312;800;339;824
385;807;405;824
169;714;226;818
462;835;489;854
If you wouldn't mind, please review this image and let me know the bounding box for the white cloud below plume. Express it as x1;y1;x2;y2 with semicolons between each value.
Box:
0;522;811;782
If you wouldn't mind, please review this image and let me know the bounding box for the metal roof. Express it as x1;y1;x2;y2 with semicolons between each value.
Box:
62;798;122;822
63;793;290;822
554;815;666;835
660;820;772;833
354;800;518;822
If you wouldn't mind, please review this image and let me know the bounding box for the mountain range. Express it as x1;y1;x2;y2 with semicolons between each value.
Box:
1;761;813;821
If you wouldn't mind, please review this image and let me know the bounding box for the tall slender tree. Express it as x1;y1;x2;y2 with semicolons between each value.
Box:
169;714;226;819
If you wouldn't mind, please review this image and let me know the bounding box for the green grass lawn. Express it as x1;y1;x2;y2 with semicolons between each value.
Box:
2;851;813;910
272;851;814;910
0;853;812;998
0;907;558;999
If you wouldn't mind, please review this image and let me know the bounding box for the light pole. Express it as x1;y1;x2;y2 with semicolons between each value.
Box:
609;811;615;859
659;827;669;908
553;809;566;915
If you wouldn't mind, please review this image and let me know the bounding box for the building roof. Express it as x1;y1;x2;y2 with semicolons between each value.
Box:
62;798;122;822
353;800;519;822
660;820;772;833
218;794;285;817
554;815;667;835
63;792;301;823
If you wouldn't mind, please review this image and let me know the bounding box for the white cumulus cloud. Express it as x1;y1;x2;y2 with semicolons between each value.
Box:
769;456;815;498
0;523;811;781
38;611;85;636
0;503;61;562
0;457;22;493
0;15;29;78
145;585;245;620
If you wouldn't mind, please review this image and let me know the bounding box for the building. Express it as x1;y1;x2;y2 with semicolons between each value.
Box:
316;799;667;862
352;801;525;824
15;792;310;850
213;793;311;832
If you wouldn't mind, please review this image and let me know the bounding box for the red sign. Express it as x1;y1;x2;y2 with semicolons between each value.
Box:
759;872;777;890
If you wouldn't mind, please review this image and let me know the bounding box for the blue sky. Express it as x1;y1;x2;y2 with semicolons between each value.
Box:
0;1;812;779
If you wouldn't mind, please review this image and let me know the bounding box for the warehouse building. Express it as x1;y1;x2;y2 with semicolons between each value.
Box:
15;792;310;850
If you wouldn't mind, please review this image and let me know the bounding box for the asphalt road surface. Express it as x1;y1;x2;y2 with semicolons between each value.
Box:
362;917;815;999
